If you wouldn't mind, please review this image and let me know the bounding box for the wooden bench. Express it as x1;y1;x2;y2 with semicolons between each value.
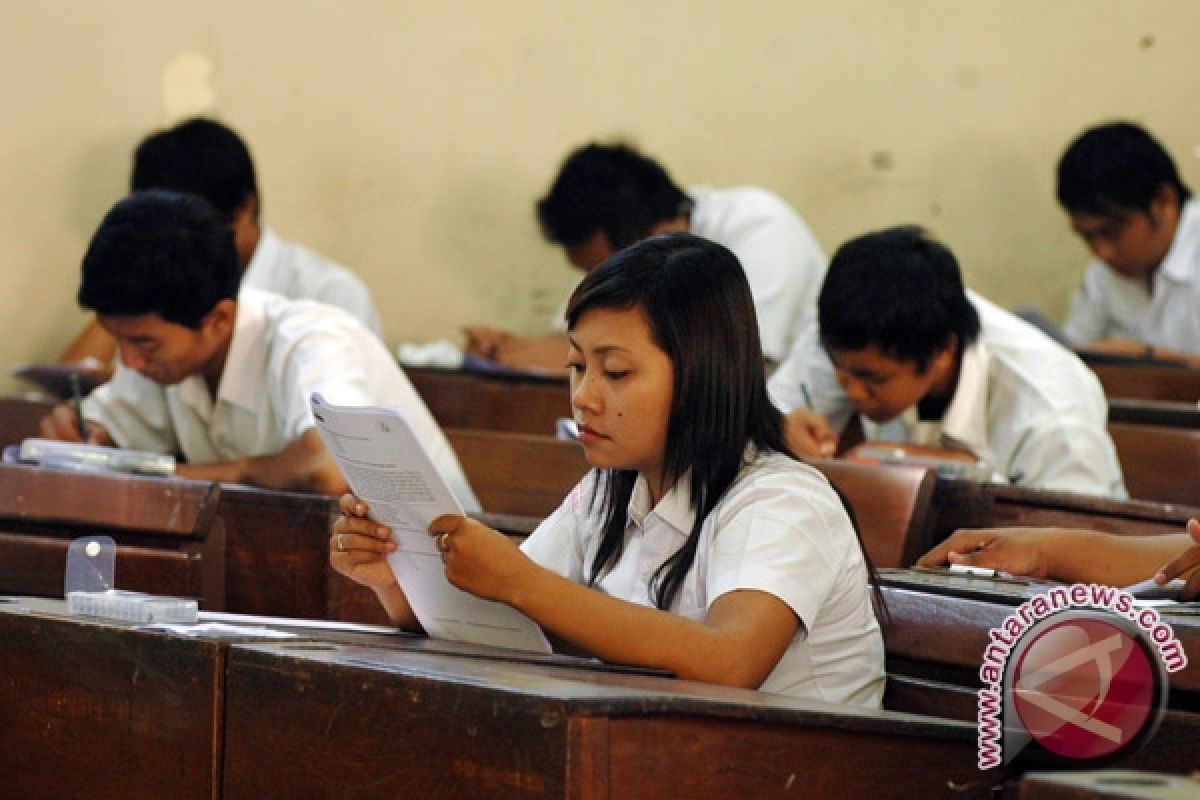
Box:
929;478;1200;545
407;365;570;435
807;458;937;568
447;427;588;517
1108;421;1200;506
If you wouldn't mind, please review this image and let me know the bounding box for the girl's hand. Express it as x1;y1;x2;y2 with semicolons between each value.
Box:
430;515;535;605
330;493;398;591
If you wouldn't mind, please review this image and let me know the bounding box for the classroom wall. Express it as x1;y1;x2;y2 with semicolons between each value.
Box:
2;1;1197;393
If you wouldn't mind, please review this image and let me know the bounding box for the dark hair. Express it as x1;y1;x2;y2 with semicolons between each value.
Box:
566;232;790;609
1057;122;1192;216
78;190;241;329
818;226;980;371
537;142;692;250
131;117;259;219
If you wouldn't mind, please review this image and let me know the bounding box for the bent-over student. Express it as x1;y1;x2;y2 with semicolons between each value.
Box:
39;190;477;506
918;521;1200;600
768;226;1127;498
1058;122;1200;366
59;117;382;365
466;142;826;376
334;233;885;704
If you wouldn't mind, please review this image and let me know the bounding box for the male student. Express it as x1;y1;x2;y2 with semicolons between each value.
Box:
465;142;826;373
768;226;1127;498
1058;121;1200;365
59;117;382;363
40;190;478;508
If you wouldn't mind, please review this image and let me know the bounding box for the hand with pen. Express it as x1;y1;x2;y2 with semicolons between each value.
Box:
37;403;113;446
782;408;838;458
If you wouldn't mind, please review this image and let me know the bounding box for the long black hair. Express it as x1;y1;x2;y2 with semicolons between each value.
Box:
565;232;792;609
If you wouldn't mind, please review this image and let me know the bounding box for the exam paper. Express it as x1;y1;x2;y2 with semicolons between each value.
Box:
311;392;551;653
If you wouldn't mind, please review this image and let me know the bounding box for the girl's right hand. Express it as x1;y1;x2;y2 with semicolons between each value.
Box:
330;493;399;591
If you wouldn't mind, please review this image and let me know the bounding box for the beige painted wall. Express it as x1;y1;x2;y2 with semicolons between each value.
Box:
2;1;1197;394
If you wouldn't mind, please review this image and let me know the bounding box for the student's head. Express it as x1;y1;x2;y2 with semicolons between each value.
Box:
537;143;692;271
1057;122;1191;279
818;226;980;424
78;190;240;386
566;232;789;608
132;117;260;267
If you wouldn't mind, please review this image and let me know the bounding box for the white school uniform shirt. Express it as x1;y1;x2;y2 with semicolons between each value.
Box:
243;227;384;337
768;292;1127;498
82;289;479;511
551;186;827;364
520;450;886;707
1063;198;1200;352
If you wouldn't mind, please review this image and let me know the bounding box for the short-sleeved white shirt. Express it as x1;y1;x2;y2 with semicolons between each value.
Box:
243;227;384;337
768;292;1127;498
550;186;827;364
1063;198;1200;352
520;451;885;707
82;288;479;511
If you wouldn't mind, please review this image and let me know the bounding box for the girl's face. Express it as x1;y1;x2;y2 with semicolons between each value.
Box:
567;306;675;493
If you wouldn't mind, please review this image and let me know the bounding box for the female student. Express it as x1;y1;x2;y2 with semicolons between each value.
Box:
331;233;885;706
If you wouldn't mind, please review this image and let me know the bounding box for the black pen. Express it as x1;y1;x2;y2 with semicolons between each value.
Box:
69;373;89;441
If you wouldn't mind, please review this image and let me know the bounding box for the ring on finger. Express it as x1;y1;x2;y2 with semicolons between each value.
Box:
336;532;346;552
436;532;451;553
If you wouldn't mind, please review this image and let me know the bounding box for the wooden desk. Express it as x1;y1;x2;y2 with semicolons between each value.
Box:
0;463;226;608
0;394;54;447
879;570;1200;776
930;479;1200;543
222;639;994;799
407;365;571;435
1087;362;1200;404
1108;422;1200;506
1108;398;1200;430
0;596;225;799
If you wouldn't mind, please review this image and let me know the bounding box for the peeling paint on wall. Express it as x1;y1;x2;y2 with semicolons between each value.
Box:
162;52;216;123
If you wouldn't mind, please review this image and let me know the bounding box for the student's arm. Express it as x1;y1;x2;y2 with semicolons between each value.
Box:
918;526;1194;586
472;331;571;376
432;515;798;689
782;408;838;458
58;318;117;365
175;427;349;495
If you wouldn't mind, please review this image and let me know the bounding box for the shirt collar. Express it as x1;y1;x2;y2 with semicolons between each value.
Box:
937;337;990;455
208;289;273;413
1156;198;1200;284
627;471;696;535
242;226;281;286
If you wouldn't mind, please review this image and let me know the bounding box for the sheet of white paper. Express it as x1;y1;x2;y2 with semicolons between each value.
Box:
1122;576;1185;602
311;392;550;653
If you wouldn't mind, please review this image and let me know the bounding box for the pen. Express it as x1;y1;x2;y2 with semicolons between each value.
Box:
800;383;814;409
69;373;89;441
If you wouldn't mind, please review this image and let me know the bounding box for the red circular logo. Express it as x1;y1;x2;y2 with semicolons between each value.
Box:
1011;616;1157;760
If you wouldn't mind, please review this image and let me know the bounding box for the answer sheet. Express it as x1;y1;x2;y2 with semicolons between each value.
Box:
311;393;551;653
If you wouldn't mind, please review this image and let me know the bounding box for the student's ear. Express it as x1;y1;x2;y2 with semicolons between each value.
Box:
1149;183;1180;222
931;334;959;373
201;298;237;342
